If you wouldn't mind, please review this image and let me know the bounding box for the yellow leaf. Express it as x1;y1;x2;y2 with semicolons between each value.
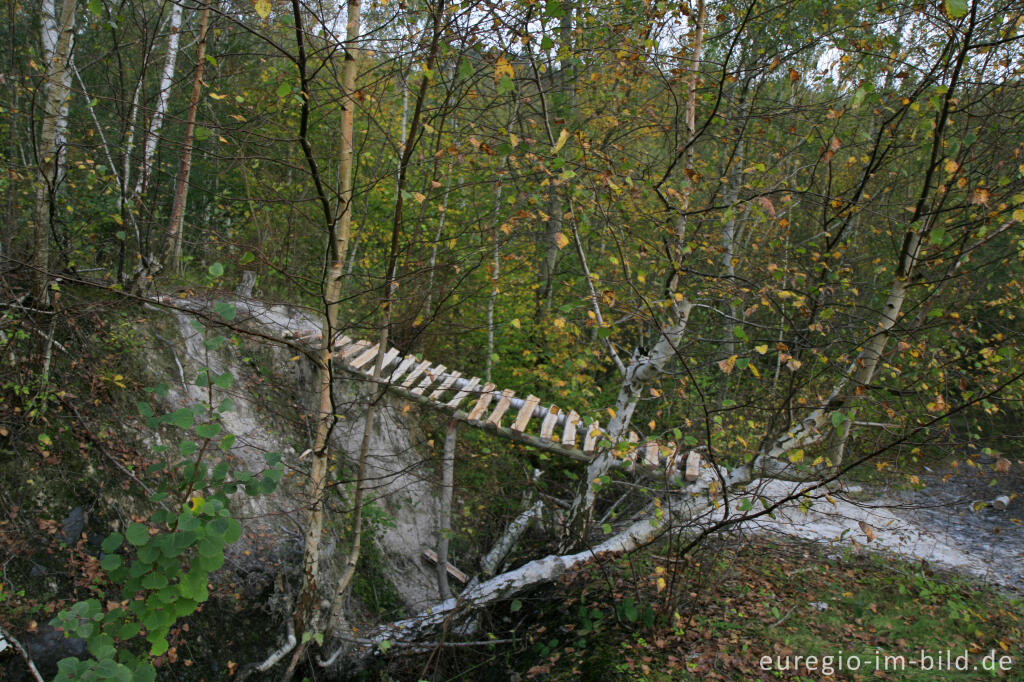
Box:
656;577;666;592
289;355;300;362
552;317;565;329
209;92;227;100
717;355;737;374
509;133;520;147
510;318;521;329
413;192;426;203
554;231;570;249
552;128;570;154
858;520;875;542
788;449;804;463
494;56;514;84
254;0;271;19
1012;208;1024;222
943;158;959;174
748;363;760;378
754;344;769;354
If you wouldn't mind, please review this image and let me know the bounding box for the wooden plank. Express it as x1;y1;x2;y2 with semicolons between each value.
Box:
486;389;516;426
539;405;559;440
644;442;660;467
511;395;541;432
349;343;381;369
421;548;468;584
412;364;446;396
446;376;480;409
429;370;461;400
333;334;352;349
583;421;601;453
466;382;497;420
388;355;417;383
401;360;433;388
340;339;370;359
562;410;580;447
685;450;701;482
377;347;401;372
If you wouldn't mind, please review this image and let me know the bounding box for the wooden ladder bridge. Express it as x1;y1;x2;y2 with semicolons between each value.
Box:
316;333;703;483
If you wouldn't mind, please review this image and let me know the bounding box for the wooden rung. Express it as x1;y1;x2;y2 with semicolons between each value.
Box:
340;339;370;359
401;360;433;388
562;410;580;447
377;347;401;372
644;442;660;467
349;343;381;369
447;377;480;408
539;405;559;440
421;548;468;584
685;450;701;482
429;370;461;400
388;355;417;383
511;395;541;432
466;383;497;420
583;421;601;452
412;365;446;396
628;431;639;443
486;389;516;426
333;334;352;349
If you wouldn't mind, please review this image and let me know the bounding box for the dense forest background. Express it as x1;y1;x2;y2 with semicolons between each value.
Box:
2;0;1024;677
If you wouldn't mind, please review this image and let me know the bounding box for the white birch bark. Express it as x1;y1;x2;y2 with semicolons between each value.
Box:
134;0;183;199
32;0;75;303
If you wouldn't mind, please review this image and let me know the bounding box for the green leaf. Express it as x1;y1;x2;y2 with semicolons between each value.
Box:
118;621;141;640
214;302;236;321
88;0;101;14
100;554;122;571
194;126;211;141
166;407;194;429
510;599;522;613
213;372;233;389
125;524;150;547
738;498;753;512
831;411;848;428
239;251;255;265
208;262;225;277
276;82;291;97
541;35;554;50
101;533;124;553
196;423;221;439
944;0;967;18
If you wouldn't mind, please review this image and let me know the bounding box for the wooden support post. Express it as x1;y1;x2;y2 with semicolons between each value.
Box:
562;410;580;447
539;405;559;440
421;548;469;584
429;370;461;400
447;377;480;409
466;382;497;420
413;364;446;396
486;389;516;427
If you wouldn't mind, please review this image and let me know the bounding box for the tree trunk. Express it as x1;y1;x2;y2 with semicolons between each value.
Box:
32;0;75;303
163;0;210;274
135;0;183;200
436;420;456;600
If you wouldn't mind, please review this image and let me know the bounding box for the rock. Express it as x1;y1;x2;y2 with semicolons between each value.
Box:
235;270;257;298
60;506;86;546
5;624;86;682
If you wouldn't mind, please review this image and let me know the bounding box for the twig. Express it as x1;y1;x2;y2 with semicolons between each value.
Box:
0;623;45;682
770;604;798;628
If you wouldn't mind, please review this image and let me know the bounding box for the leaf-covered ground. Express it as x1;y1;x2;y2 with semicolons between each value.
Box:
504;537;1024;681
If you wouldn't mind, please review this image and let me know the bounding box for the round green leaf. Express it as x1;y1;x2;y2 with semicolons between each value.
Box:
125;524;150;547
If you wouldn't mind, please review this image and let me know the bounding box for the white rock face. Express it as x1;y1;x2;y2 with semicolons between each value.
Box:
144;297;441;614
